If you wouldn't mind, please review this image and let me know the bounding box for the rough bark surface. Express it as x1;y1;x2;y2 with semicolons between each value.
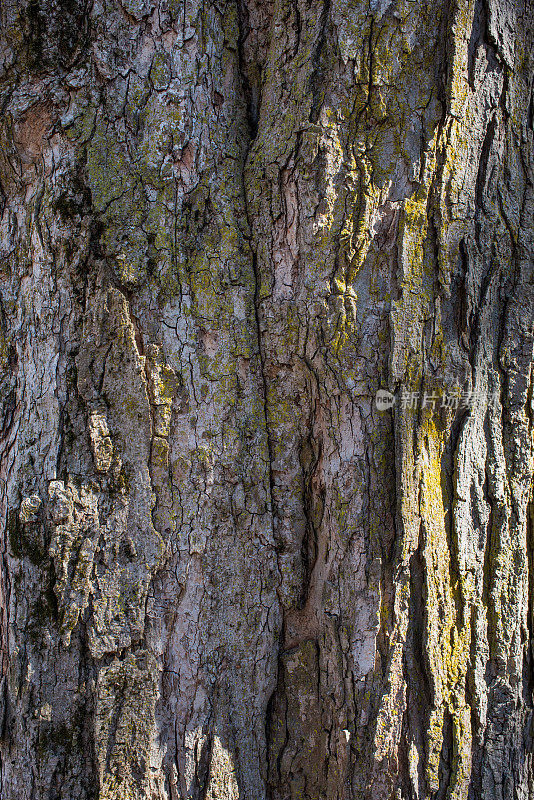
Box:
0;0;533;797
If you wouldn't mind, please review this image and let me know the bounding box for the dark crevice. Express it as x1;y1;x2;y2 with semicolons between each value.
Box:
482;421;499;673
77;616;99;800
299;430;323;607
404;538;432;799
308;0;331;124
265;661;287;798
435;707;453;800
475;114;497;220
236;0;276;141
525;492;534;710
456;238;470;353
196;730;214;800
293;0;301;57
528;82;534;132
236;0;260;138
239;0;277;559
397;706;413;800
467;0;485;88
442;414;465;621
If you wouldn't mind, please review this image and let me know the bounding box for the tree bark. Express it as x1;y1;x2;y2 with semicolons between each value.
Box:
0;0;533;797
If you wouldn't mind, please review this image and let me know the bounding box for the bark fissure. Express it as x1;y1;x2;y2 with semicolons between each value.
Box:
0;0;533;798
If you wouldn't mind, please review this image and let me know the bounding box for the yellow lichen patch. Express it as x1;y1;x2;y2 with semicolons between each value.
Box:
0;328;9;371
205;736;240;800
418;414;472;792
446;0;476;118
96;651;160;800
398;190;431;296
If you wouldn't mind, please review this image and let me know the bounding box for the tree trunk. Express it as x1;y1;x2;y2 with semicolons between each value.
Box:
0;0;533;797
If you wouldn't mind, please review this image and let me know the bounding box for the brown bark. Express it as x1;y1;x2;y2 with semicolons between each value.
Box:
0;0;533;798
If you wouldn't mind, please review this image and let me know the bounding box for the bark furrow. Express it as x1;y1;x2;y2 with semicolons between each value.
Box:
0;0;532;798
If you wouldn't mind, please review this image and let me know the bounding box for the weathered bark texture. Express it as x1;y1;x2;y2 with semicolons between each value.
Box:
0;0;533;797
